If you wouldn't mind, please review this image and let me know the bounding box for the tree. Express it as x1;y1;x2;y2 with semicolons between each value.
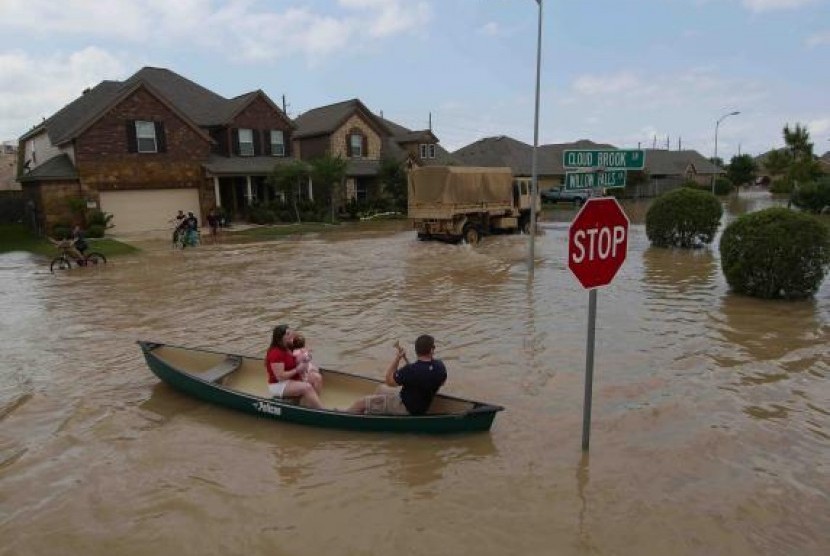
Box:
727;154;757;186
308;153;348;222
378;157;407;212
763;149;791;179
268;160;309;223
791;176;830;213
781;123;822;190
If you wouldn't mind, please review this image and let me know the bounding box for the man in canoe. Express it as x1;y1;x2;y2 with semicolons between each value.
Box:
345;335;447;415
265;324;323;409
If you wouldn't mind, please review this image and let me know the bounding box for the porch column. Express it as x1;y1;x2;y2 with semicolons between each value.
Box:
307;176;314;202
213;176;221;207
246;176;253;205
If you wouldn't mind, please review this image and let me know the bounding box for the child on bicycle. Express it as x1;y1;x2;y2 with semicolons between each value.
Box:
48;234;84;263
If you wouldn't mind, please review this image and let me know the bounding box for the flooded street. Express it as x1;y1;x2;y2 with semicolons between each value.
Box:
1;189;828;555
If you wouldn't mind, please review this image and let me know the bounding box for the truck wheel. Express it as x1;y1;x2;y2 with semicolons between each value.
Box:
463;225;481;245
520;216;530;234
417;233;431;241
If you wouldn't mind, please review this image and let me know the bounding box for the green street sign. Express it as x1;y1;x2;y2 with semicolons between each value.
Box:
563;149;646;170
565;170;627;190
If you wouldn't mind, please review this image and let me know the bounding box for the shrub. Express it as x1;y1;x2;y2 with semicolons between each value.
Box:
713;177;733;196
248;206;276;224
770;178;791;194
719;207;830;299
645;188;723;248
87;209;113;229
790;177;830;214
52;223;71;239
87;224;105;238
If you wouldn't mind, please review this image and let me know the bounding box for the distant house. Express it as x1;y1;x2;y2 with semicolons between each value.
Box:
292;98;457;203
453;136;719;196
17;67;293;234
637;149;721;191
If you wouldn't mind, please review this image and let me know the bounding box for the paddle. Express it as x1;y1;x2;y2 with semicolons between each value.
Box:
393;340;410;364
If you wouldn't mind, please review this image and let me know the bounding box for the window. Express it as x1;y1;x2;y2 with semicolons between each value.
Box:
350;133;362;158
420;143;436;159
135;121;157;153
238;129;254;156
270;130;285;156
356;181;368;202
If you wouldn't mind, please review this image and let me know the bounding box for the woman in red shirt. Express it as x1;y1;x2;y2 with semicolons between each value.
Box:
265;325;323;409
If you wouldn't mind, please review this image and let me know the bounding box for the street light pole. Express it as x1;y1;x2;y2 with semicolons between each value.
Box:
528;0;543;272
712;110;740;194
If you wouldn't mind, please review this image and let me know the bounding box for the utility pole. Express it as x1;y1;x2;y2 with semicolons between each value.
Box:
527;0;543;273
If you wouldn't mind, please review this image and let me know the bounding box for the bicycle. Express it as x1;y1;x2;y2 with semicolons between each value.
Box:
175;227;201;249
50;244;107;273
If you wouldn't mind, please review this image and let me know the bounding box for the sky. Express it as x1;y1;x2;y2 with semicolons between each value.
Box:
1;0;829;160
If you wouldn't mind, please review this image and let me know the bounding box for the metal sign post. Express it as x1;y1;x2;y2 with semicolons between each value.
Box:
582;288;597;450
567;197;630;451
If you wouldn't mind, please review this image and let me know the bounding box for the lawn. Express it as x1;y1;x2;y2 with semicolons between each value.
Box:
0;224;139;257
226;222;343;242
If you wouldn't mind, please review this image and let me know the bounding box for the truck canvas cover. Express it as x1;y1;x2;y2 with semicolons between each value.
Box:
408;166;514;218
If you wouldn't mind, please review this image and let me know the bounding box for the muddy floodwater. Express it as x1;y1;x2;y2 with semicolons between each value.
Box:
1;190;827;555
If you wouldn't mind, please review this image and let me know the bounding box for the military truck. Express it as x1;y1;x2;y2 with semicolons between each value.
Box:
407;166;540;244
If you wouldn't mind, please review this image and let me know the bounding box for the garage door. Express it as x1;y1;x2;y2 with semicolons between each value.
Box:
100;189;200;234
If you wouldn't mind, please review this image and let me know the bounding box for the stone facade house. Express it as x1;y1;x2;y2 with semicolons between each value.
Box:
292;98;457;203
17;67;293;234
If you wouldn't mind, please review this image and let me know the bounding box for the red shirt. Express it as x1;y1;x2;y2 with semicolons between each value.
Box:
265;347;296;384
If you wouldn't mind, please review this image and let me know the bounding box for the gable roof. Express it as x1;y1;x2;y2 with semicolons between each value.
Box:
375;115;459;166
644;149;720;175
453;135;534;173
20;67;291;146
293;98;387;139
18;154;78;182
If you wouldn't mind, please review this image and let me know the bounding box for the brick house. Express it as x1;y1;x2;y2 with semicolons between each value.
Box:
292;98;457;203
17;67;294;235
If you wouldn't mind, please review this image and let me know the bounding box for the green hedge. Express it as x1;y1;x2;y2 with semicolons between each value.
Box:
790;177;830;214
719;207;830;299
646;188;723;248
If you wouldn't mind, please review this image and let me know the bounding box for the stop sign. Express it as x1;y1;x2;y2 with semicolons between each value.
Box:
568;197;629;289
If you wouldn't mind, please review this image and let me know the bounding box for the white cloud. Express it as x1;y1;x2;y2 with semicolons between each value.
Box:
572;72;643;96
0;0;432;63
806;117;830;137
741;0;817;12
0;48;128;140
806;31;830;47
479;22;502;36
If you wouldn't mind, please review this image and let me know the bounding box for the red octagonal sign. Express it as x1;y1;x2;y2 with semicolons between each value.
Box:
568;197;630;289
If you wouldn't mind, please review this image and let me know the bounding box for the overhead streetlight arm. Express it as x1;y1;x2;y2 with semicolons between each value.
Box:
712;110;740;194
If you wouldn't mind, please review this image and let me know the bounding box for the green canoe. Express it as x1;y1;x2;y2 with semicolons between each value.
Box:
138;341;503;433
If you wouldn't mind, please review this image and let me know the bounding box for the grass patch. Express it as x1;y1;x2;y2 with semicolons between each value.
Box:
0;224;139;257
226;222;342;242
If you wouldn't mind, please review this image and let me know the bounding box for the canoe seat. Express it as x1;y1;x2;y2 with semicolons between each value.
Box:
200;355;243;383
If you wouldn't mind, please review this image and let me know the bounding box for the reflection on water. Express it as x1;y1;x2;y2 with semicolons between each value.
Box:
1;188;828;555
